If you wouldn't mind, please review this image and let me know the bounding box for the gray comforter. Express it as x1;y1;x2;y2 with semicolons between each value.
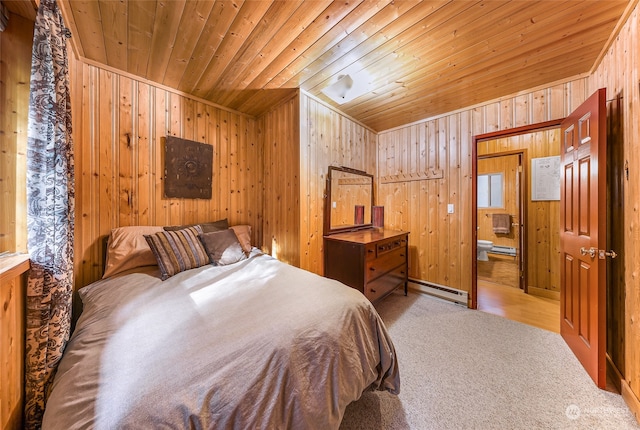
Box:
42;252;399;429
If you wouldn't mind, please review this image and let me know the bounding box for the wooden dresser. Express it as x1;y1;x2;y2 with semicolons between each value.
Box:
324;229;409;303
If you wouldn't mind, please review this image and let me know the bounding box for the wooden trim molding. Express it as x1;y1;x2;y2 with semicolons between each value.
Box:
622;379;640;425
527;286;561;301
474;119;563;142
606;353;624;393
0;254;30;284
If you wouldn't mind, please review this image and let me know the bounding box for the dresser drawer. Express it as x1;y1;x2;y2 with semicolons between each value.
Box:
324;229;409;304
376;236;407;256
365;243;377;261
365;247;406;282
365;265;406;302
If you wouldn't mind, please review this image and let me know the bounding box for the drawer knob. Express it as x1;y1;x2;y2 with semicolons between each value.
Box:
367;249;374;253
370;289;376;293
369;267;375;271
400;254;405;257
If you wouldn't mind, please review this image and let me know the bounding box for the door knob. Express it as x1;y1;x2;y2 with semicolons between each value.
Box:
580;247;597;258
598;249;618;259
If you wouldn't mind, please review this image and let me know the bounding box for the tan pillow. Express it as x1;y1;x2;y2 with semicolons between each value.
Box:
230;225;252;254
103;226;164;278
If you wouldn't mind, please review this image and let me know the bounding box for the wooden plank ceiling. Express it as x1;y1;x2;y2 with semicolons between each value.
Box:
2;0;36;21
10;0;632;131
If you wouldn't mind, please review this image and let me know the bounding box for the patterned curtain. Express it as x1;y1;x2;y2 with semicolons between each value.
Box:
24;0;74;428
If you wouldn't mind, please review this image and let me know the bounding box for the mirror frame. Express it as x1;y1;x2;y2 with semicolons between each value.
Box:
324;166;374;236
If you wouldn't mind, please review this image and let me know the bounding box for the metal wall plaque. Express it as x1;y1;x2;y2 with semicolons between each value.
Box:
164;136;213;199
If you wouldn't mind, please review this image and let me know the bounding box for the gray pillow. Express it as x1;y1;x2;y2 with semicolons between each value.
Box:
198;229;247;266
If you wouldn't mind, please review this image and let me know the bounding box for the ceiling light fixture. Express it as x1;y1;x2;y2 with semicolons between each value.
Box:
321;74;354;104
321;69;374;105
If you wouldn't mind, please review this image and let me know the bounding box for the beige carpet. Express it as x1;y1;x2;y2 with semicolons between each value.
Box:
340;291;639;429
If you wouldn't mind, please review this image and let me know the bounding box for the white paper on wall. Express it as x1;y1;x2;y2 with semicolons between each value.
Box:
531;156;561;201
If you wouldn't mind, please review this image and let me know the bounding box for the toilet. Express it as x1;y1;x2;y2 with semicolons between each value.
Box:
477;240;494;261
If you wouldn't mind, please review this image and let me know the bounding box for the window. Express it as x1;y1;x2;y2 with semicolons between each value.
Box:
0;19;31;256
478;173;503;208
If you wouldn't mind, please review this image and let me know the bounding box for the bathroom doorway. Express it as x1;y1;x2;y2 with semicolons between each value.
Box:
471;121;562;332
476;152;525;291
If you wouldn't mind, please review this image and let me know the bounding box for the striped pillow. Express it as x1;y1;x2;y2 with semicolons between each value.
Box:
144;226;210;280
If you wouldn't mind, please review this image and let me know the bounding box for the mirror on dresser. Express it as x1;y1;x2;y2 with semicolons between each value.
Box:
324;166;374;235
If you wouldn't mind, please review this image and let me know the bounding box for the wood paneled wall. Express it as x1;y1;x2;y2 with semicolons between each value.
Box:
590;3;640;421
377;79;589;296
299;93;377;275
0;12;32;254
69;57;263;291
259;92;376;275
478;130;561;296
259;94;301;266
0;257;29;430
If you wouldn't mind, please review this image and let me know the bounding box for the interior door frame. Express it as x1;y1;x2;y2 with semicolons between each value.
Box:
471;119;562;309
477;150;527;291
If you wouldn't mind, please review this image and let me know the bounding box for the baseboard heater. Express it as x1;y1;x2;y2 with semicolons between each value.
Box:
489;245;517;257
408;278;468;307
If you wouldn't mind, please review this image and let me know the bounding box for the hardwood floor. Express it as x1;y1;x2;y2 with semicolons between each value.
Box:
477;280;560;333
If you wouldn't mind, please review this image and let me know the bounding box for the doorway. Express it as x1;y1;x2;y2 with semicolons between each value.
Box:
471;120;563;332
476;152;524;291
471;93;625;392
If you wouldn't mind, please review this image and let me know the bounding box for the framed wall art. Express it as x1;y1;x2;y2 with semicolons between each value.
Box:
164;136;213;199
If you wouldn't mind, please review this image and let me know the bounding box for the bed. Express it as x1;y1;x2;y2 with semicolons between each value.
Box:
41;224;400;429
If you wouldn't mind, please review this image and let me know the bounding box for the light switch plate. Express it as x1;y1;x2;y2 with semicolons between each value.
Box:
447;204;454;214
